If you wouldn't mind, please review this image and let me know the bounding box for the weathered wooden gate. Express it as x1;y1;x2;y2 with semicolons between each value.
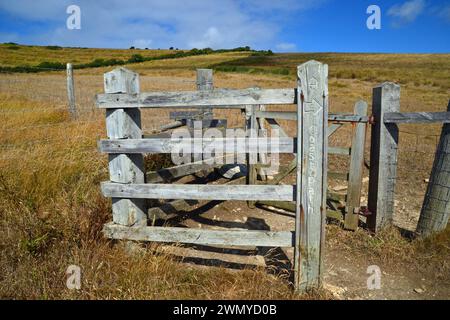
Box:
97;60;328;291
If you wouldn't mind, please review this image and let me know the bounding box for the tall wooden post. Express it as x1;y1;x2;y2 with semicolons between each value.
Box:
104;67;147;226
66;63;77;119
344;100;368;230
295;60;328;291
367;82;400;232
196;69;213;119
417;102;450;236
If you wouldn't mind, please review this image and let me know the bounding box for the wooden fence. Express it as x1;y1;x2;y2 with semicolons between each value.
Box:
96;63;450;292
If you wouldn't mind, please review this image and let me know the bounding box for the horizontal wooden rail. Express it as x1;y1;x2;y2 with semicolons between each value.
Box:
96;88;296;109
383;112;450;124
103;223;294;247
98;137;296;154
256;111;369;123
101;182;295;201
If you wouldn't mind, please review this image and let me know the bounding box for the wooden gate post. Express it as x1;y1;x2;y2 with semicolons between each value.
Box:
367;83;400;232
104;67;147;226
196;69;213;119
295;60;328;291
417;101;450;236
66;63;77;119
344;100;368;230
246;105;257;208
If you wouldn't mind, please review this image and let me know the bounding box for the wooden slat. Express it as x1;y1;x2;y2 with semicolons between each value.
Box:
344;100;368;230
328;113;369;123
103;223;294;247
98;137;295;154
384;111;450;124
96;88;296;109
101;182;295;201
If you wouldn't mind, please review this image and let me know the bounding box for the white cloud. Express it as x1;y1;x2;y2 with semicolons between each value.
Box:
275;42;296;52
132;39;153;49
0;0;320;49
388;0;426;25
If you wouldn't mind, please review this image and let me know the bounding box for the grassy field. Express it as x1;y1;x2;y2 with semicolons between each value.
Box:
0;43;175;67
0;45;449;299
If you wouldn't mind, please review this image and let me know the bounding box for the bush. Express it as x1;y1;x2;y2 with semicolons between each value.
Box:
128;54;145;63
45;45;63;50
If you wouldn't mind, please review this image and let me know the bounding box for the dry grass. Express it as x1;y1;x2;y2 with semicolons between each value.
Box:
0;43;174;67
0;50;449;299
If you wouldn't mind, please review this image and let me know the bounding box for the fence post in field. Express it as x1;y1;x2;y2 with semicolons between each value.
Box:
295;60;328;291
196;69;213;119
416;101;450;236
344;100;368;230
104;67;147;226
367;82;400;232
66;63;77;119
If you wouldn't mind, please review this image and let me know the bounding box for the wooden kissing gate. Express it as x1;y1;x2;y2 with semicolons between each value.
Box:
96;60;328;292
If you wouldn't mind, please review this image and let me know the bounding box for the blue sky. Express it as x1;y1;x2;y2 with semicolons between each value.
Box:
0;0;449;52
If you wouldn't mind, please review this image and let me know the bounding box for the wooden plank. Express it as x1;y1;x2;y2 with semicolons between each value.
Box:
101;182;295;201
295;60;328;292
344;100;368;230
146;157;224;183
328;113;369;123
384;112;450;124
255;111;369;123
103;223;294;247
104;67;146;227
96;88;296;109
98;137;296;154
66;63;77;119
368;82;400;232
417;102;450;236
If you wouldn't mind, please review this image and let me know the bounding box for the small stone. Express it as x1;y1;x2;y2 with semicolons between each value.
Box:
414;288;425;294
424;178;430;183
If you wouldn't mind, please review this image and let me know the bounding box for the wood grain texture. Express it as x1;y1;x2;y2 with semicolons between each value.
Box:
101;182;295;201
417;102;450;236
367;82;400;232
98;137;296;154
104;67;146;226
103;223;294;247
96;88;296;108
384;112;450;124
295;60;328;292
344;100;368;230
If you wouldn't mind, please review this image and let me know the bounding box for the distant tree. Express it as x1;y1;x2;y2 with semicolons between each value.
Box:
129;46;135;50
169;46;174;50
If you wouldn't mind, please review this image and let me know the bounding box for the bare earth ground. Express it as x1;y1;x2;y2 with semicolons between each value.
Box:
0;53;449;299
